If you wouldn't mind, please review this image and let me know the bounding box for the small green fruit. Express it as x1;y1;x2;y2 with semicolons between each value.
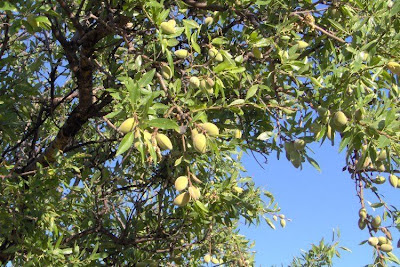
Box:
389;174;398;188
173;192;190;207
380;244;393;252
160;21;176;34
189;76;200;88
297;40;309;49
280;219;286;228
174;49;189;59
156;133;173;150
373;176;386;184
354;108;364;121
234;129;242;139
368;237;379;246
358;218;366;230
119;118;136;134
359;208;367;220
206;78;215;87
273;215;278;221
214;52;224;62
378;236;388;245
161;65;172;80
204;254;211;263
208;47;218;58
175;176;188;191
188;186;201;200
333;111;348;128
233;186;243;194
376;150;387;161
198;122;219;136
371;215;381;228
387;61;400;75
193;133;207;153
375;161;386;172
204;16;213;26
211;257;219;264
294;139;305;150
252;47;263;59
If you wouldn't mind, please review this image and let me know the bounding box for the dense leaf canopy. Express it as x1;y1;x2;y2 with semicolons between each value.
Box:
0;0;399;265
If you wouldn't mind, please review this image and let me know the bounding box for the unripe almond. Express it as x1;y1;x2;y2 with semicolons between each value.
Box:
193;133;207;153
375;161;386;172
174;49;189;59
173;192;190;207
160;21;176;34
252;47;263;59
204;254;211;263
161;65;172;80
380;244;393;252
214;52;223;62
233;186;243;194
234;129;242;139
188;186;201;200
211;258;219;264
297;40;309;49
175;176;188;191
208;47;218;58
143;130;152;140
373;176;386;184
358;218;366;230
198;122;219;136
378;236;388;245
293;139;305;150
273;215;278;221
371;215;381;228
119;118;136;134
204;17;213;26
359;208;367;220
354;108;364;121
377;150;387;161
206;77;215;87
280;219;286;228
333;111;348;128
189;76;200;88
387;61;400;75
368;237;379;246
389;174;398;188
156;133;173;150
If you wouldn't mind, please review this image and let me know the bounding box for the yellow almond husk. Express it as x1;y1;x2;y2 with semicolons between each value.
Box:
234;129;242;139
280;219;286;228
204;254;211;263
188;186;201;200
119;118;136;134
214;52;223;62
198;122;219;136
368;237;379;246
193;133;207;153
156;133;173;150
173;192;190;207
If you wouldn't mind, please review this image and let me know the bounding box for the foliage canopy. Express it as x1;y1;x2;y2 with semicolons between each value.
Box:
0;0;399;265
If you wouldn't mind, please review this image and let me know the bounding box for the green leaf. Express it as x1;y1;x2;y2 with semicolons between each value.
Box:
195;200;209;213
228;99;245;106
147;118;179;130
245;85;259;100
0;1;16;11
265;217;276;230
116;132;134;156
138;69;156;88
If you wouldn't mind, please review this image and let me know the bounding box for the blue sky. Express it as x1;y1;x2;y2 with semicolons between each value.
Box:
239;140;400;266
